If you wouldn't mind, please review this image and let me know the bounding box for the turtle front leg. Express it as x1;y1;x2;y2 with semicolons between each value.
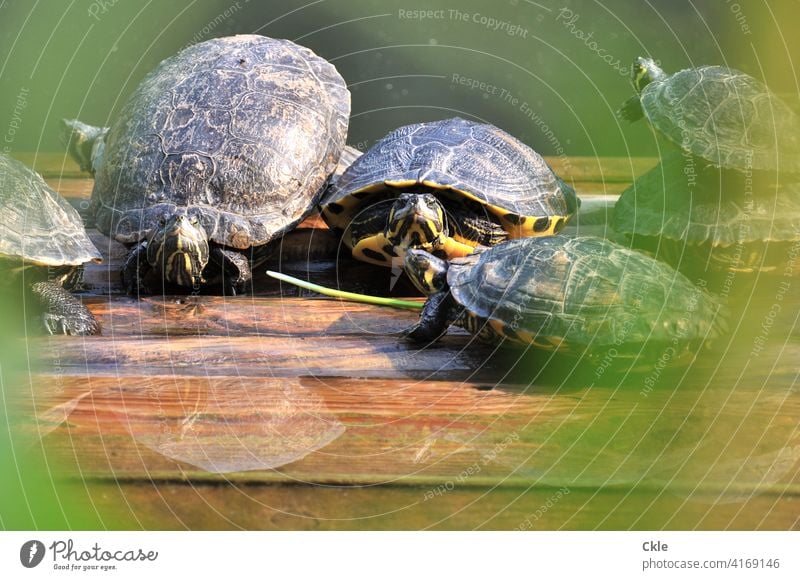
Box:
122;242;154;296
404;292;451;343
210;247;251;296
31;280;100;336
617;95;644;122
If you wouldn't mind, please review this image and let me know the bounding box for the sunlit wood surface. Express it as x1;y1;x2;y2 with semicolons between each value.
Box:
10;154;799;530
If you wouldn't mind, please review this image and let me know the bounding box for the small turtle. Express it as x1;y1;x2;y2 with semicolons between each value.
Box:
320;117;578;267
619;58;800;174
65;35;349;294
0;154;101;335
613;152;800;275
403;236;726;354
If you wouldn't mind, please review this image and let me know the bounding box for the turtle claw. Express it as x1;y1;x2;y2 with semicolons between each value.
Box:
127;277;153;297
402;325;425;342
617;95;644;122
42;312;100;336
402;322;447;344
42;313;68;335
123;273;152;297
31;280;100;336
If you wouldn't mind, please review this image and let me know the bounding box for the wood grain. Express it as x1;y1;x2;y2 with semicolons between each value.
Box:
8;155;797;530
62;481;799;530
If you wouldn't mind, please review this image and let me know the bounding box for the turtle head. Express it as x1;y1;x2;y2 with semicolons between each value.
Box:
403;249;449;296
631;57;666;93
386;193;447;253
147;213;210;288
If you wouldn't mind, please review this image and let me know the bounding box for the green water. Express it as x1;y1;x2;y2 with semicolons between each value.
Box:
0;0;796;157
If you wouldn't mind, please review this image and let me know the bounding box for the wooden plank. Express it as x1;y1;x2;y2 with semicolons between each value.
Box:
78;296;422;337
32;334;502;380
11;152;86;178
20;337;800;490
63;480;799;530
10;157;797;532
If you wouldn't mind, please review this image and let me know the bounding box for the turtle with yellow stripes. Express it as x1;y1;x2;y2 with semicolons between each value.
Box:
402;236;727;354
320;118;579;267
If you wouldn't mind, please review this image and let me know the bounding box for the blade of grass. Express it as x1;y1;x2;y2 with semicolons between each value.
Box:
266;270;423;310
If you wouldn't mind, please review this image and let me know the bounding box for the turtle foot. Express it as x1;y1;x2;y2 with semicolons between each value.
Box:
32;280;101;336
42;311;100;336
616;96;644;122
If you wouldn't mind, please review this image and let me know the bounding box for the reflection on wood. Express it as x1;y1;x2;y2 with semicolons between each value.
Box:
10;155;798;530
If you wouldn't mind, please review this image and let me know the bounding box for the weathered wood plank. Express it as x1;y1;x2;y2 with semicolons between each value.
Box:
65;480;799;530
33;332;505;380
20;348;800;490
10;157;797;532
12;152;86;178
79;296;421;337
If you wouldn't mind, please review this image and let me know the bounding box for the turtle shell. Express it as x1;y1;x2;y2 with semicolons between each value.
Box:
445;236;725;350
92;35;350;249
640;66;800;173
614;153;800;245
613;153;800;272
321;118;578;238
0;154;100;266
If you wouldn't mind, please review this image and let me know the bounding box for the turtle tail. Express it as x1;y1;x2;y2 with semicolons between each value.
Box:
61;118;108;176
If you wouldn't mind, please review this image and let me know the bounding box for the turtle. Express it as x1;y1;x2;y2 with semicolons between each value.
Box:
64;34;349;295
618;57;800;175
62;124;362;182
319;117;579;268
0;153;101;335
402;236;726;355
613;152;800;275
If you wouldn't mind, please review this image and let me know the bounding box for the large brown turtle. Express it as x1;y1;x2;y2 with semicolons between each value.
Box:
64;34;349;294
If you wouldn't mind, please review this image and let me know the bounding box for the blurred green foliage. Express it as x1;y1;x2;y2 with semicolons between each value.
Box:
0;0;797;530
0;0;797;160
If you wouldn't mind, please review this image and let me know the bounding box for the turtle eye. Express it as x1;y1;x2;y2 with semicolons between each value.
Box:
190;215;199;225
159;217;167;226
